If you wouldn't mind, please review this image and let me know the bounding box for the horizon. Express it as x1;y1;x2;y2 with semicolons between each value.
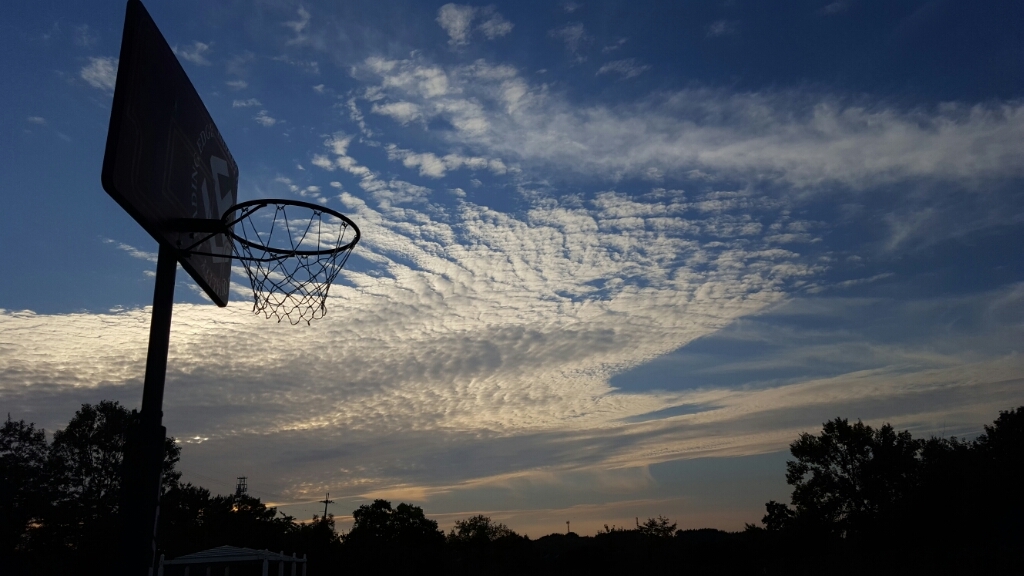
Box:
1;0;1022;538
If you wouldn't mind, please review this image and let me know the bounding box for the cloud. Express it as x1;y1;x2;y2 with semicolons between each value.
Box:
226;79;249;90
437;4;513;47
4;259;1020;525
562;1;583;13
311;154;334;170
74;24;97;48
13;20;1024;536
233;98;262;108
602;38;628;53
272;55;320;75
80;57;118;92
26;116;46;125
284;7;312;46
706;20;737;38
821;1;847;14
371;101;422;124
178;41;212;66
254;110;277;126
597;58;651;79
9;82;1023;528
102;238;158;263
549;23;589;62
385;146;507;178
479;13;513;40
437;4;476;46
355;56;1024;191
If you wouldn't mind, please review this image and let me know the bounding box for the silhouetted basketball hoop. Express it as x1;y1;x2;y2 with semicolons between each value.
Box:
99;1;363;572
178;199;361;325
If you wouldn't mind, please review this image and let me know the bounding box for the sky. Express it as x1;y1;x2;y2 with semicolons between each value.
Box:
1;0;1022;537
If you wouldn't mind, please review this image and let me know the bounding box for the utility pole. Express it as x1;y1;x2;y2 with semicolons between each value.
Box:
319;492;334;519
566;520;570;534
235;477;248;498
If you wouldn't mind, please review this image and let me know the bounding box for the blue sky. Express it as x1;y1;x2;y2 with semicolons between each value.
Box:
1;0;1022;536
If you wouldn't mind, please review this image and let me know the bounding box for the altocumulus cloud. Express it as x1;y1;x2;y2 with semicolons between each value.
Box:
7;27;1023;533
3;123;832;502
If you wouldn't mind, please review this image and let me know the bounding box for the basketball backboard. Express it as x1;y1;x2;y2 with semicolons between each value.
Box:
101;0;237;306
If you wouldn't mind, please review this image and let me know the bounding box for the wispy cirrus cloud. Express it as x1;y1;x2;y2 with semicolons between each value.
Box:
74;24;98;48
284;7;312;46
549;23;589;62
597;58;650;79
354;56;1024;192
102;238;157;263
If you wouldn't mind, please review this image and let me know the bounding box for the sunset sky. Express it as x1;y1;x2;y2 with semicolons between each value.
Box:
1;0;1021;536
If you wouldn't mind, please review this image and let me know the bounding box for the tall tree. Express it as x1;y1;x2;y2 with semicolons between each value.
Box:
969;407;1024;544
784;418;922;537
347;499;443;546
36;401;180;564
0;416;50;554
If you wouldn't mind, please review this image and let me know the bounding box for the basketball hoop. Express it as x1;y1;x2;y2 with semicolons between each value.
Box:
178;199;361;325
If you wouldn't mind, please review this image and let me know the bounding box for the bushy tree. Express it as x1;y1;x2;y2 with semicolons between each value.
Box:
784;417;921;537
975;406;1024;464
40;401;180;556
637;515;677;539
1;416;50;553
763;406;1024;571
4;402;181;570
158;482;214;556
347;499;443;546
761;501;794;532
447;514;518;544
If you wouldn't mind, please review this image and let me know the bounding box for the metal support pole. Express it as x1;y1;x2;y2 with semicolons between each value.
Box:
120;243;177;575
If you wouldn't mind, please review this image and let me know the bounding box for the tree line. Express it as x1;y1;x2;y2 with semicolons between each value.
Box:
3;401;1021;574
751;407;1023;573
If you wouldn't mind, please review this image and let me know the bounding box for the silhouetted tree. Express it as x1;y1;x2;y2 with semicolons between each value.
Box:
158;483;327;561
41;402;180;557
760;408;1024;573
343;500;442;572
913;408;1024;552
760;500;794;532
637;515;677;538
1;416;50;554
288;514;343;573
157;482;213;556
785;417;921;537
447;514;517;544
347;499;443;546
